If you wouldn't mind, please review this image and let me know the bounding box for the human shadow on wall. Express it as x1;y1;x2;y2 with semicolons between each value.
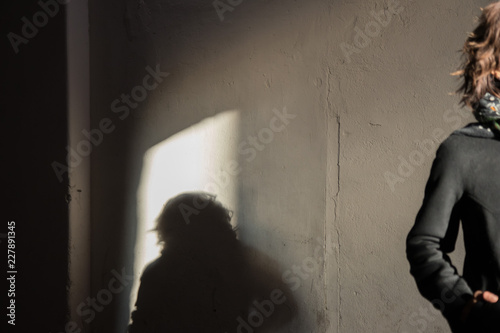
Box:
128;192;296;333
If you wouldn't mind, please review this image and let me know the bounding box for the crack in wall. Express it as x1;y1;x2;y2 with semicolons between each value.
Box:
324;69;330;332
335;113;341;333
325;66;342;332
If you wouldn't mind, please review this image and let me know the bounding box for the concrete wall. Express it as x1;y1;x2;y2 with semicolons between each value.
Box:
87;0;491;332
67;0;91;331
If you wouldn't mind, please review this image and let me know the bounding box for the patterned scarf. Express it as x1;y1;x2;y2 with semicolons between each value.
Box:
474;92;500;133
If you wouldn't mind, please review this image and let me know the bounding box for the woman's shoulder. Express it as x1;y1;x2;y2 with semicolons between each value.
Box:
435;123;499;161
441;123;495;147
450;122;496;139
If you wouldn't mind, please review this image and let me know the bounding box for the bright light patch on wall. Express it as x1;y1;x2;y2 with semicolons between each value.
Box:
131;110;240;311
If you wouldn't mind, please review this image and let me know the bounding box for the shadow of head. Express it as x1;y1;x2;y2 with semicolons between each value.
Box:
154;191;237;252
129;192;297;333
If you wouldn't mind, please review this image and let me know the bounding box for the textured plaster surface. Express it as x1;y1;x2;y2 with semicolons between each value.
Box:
88;0;490;332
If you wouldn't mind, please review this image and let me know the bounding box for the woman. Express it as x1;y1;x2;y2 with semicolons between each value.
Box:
406;2;500;332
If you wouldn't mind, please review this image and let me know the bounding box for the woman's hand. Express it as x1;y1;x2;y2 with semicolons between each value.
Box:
461;290;499;323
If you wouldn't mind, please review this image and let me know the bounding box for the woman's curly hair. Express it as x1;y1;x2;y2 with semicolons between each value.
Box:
454;1;500;107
